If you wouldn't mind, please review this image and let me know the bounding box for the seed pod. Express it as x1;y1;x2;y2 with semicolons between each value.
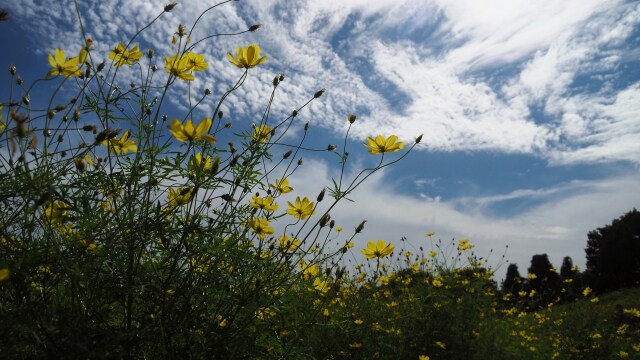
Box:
348;114;356;124
283;150;292;159
355;220;367;233
248;24;261;32
314;88;325;98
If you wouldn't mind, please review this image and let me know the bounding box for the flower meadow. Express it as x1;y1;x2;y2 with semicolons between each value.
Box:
1;2;639;359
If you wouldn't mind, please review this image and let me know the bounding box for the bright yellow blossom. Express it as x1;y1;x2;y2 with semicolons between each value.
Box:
249;195;279;212
313;278;330;293
248;217;274;239
168;187;193;207
361;240;394;259
189;152;213;173
270;178;293;194
227;44;267;69
582;287;592;297
185;52;208;71
286;196;315;220
0;268;9;282
252;124;271;143
47;49;82;78
108;42;143;67
164;52;208;80
43;200;69;225
419;356;430;360
102;130;137;154
168;118;215;143
435;341;446;350
278;235;300;252
365;135;405;155
527;273;537;279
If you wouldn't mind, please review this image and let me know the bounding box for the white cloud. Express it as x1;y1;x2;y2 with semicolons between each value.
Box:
290;158;640;280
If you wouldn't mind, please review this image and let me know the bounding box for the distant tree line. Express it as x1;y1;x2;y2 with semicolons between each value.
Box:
501;208;640;309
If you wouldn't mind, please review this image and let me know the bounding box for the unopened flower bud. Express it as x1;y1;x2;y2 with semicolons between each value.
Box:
177;24;186;37
16;76;23;85
74;157;85;173
9;65;16;75
248;24;261;32
85;67;91;78
218;111;223;119
272;76;279;86
162;114;168;122
47;110;56;119
55;104;67;111
211;157;220;174
283;150;292;159
319;213;331;227
415;134;423;144
229;155;240;167
147;48;154;59
329;220;335;229
225;122;231;128
62;115;69;122
82;125;96;132
22;95;30;105
297;158;303;166
73;109;80;121
355;220;367;233
279;74;285;81
97;61;105;72
164;2;177;12
57;134;64;143
292;110;298;117
304;122;309;131
317;188;325;202
204;88;211;96
327;144;336;151
348;114;356;124
314;88;325;98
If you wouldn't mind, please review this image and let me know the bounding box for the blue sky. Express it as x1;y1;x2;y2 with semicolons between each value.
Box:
2;0;640;280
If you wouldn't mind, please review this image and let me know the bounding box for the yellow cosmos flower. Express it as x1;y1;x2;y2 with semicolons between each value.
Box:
108;42;143;67
252;124;271;143
278;235;300;252
165;52;208;81
227;44;267;69
168;118;215;143
365;135;405;155
270;178;293;194
185;52;208;71
313;278;330;293
248;217;274;239
286;196;315;220
102;130;137;154
249;195;279;212
0;268;9;282
419;356;430;360
361;240;394;259
188;152;213;176
302;264;319;279
168;187;193;207
43;200;69;225
47;49;82;78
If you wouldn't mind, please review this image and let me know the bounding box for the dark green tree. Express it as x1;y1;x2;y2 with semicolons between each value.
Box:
585;209;640;292
527;254;561;306
559;256;581;301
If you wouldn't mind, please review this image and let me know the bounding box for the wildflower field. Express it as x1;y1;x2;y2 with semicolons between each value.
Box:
1;2;639;359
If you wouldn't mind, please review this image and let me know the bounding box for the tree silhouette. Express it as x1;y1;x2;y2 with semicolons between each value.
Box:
527;254;561;305
559;256;581;301
502;263;524;293
585;209;640;292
